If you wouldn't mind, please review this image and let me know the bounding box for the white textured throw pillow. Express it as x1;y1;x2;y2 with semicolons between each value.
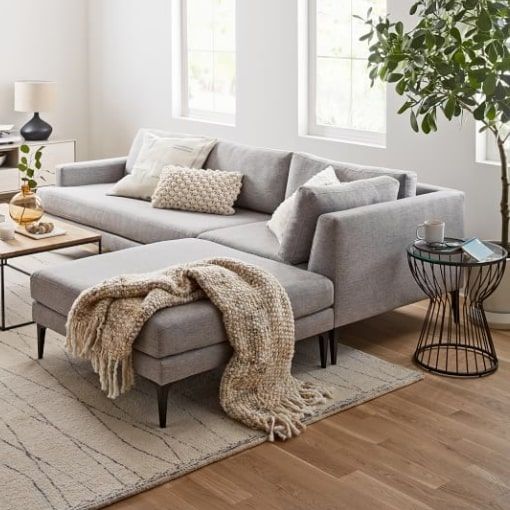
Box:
109;133;217;200
152;166;243;215
267;166;339;242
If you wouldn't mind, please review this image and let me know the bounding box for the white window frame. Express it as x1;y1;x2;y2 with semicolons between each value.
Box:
305;0;386;147
174;0;236;126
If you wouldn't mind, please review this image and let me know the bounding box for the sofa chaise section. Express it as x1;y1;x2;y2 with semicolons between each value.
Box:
31;239;336;426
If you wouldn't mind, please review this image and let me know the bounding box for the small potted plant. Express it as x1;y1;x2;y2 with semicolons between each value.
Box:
9;144;46;226
361;0;510;328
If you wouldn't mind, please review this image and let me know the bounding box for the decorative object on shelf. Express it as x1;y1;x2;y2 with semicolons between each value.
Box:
25;221;54;235
14;81;56;141
9;144;46;225
407;238;507;377
361;1;510;328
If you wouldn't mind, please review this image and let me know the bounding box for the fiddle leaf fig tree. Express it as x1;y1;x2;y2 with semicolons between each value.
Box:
360;0;510;250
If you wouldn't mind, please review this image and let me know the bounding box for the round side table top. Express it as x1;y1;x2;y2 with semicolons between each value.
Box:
407;238;507;267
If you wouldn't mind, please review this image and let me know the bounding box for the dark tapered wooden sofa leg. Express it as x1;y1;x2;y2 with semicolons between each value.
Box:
37;325;46;360
318;334;328;368
156;383;171;428
329;329;338;365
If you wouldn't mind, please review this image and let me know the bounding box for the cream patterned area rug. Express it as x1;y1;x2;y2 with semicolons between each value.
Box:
0;248;423;510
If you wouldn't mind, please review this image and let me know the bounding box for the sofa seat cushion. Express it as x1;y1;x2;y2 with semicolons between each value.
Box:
38;184;269;244
31;239;334;358
286;153;417;199
199;222;282;262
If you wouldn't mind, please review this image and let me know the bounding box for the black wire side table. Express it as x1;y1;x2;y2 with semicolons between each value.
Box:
407;239;507;377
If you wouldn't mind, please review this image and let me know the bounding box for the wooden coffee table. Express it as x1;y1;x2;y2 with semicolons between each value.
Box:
0;204;101;330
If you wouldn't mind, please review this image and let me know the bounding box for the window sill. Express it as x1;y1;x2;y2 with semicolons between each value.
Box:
300;133;387;150
173;116;236;128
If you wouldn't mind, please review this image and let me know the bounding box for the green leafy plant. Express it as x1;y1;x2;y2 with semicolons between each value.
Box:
360;0;510;250
17;144;46;190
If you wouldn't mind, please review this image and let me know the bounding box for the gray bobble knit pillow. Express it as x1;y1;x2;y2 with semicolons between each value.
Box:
152;166;243;215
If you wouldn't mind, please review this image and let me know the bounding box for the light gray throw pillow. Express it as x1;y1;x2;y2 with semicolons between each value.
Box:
278;176;400;264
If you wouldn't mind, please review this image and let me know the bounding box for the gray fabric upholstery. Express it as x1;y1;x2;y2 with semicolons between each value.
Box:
308;190;465;328
279;176;400;265
31;239;335;357
56;157;127;187
286;153;417;199
38;184;269;245
32;302;333;378
126;129;193;173
199;221;281;262
416;182;457;195
204;141;292;214
135;309;334;383
43;212;141;252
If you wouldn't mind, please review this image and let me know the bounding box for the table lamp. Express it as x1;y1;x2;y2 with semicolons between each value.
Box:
14;81;57;141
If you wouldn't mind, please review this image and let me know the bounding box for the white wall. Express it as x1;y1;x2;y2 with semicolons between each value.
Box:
0;0;89;158
88;0;499;240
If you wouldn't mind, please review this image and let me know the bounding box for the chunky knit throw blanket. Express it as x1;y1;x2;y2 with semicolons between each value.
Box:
66;258;331;440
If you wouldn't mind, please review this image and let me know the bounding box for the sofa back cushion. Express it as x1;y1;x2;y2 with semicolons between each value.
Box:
286;153;417;200
126;129;194;174
204;141;292;214
279;176;400;265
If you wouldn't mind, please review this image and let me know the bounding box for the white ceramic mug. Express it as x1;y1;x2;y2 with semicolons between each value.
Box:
416;219;445;245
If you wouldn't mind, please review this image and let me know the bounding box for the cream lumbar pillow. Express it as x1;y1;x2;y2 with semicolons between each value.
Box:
152;166;243;215
109;133;217;200
267;166;339;243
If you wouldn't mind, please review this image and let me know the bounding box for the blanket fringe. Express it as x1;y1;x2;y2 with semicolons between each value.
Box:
264;381;332;441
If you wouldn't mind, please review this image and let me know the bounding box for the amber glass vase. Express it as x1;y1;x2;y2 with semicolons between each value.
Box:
9;184;44;226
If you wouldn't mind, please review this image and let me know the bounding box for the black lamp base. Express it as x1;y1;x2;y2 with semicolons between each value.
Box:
20;113;52;141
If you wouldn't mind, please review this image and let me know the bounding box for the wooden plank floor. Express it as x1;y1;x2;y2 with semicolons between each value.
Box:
108;302;510;510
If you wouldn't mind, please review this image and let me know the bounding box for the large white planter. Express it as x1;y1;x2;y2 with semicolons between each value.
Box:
485;256;510;329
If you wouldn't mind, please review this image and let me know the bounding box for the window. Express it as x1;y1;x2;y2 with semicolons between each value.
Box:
307;0;387;145
180;0;236;124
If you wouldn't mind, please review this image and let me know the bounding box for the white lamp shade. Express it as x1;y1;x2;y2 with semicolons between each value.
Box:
15;81;57;113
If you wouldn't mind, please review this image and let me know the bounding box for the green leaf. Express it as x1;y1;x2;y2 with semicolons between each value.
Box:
395;21;404;36
28;179;37;189
444;97;456;120
17;163;27;172
35;151;42;160
483;75;497;96
477;10;492;31
388;73;404;83
450;27;462;44
26;169;34;178
360;30;374;41
409;2;420;15
20;145;30;154
473;102;486;121
35;160;42;170
422;115;431;134
398;101;413;114
20;156;27;165
396;78;407;95
410;110;419;132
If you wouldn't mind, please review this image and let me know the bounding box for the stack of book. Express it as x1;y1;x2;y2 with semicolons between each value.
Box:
0;125;22;145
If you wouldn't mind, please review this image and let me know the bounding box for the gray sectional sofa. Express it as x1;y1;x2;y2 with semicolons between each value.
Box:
32;129;465;426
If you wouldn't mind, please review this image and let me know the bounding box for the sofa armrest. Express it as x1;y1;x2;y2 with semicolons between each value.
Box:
308;190;465;328
55;157;127;187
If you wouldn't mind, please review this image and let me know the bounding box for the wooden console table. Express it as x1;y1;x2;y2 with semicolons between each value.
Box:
0;139;76;197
